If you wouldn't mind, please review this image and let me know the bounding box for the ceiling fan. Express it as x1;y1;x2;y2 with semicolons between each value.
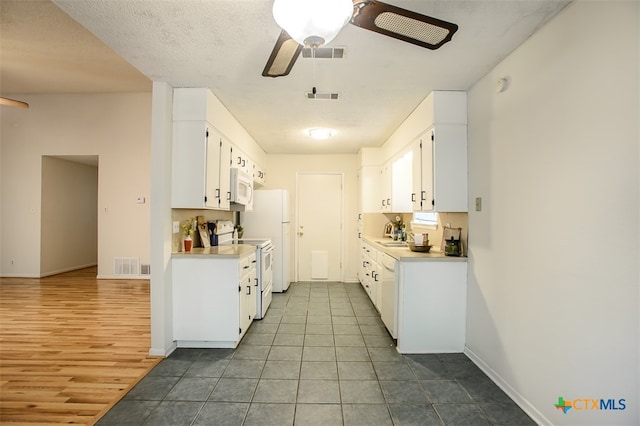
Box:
0;97;29;108
262;0;458;78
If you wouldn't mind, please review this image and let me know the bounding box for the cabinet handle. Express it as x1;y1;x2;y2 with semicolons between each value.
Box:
215;188;220;199
237;156;242;165
387;198;390;205
373;272;379;282
421;190;426;201
382;200;386;207
246;285;251;295
242;159;246;167
411;193;416;202
243;265;250;269
227;191;231;200
255;278;259;287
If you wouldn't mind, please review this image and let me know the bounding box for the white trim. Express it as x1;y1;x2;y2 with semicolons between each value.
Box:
464;346;550;426
97;275;150;280
149;340;176;357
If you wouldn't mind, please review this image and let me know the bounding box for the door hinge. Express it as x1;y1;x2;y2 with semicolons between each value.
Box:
431;132;434;141
219;139;222;147
419;140;422;148
239;327;242;334
206;129;209;138
204;196;207;203
238;285;241;292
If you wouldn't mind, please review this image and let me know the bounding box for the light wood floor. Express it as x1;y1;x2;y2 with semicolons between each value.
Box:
0;267;161;425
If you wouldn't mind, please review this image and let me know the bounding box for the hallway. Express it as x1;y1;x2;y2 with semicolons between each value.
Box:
98;281;534;425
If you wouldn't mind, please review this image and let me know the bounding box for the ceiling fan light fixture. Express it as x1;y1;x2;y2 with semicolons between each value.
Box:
307;127;334;140
272;0;353;47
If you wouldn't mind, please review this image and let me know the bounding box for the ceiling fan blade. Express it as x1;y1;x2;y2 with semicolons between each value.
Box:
0;97;29;108
350;0;458;50
262;30;303;78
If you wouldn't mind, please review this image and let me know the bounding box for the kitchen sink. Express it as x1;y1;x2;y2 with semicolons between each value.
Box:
378;241;407;247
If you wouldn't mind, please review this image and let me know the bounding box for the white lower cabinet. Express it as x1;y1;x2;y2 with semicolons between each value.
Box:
360;243;380;309
396;260;467;353
172;252;256;348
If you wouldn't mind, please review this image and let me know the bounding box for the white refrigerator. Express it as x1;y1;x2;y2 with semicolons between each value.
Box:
241;189;291;292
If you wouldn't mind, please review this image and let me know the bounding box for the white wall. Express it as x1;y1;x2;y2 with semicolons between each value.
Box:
466;2;638;425
264;154;360;283
0;93;151;278
41;157;98;275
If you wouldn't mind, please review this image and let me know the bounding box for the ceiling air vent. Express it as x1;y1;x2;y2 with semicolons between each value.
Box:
302;47;345;59
306;92;340;100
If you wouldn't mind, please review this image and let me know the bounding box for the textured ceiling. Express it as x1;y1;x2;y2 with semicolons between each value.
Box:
1;0;570;154
0;0;151;93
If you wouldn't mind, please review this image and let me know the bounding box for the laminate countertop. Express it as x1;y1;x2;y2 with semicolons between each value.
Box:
172;245;256;258
363;236;467;262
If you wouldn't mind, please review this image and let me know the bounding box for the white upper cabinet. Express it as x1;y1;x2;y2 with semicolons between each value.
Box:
172;87;266;209
412;125;467;212
391;150;413;213
358;166;381;213
172;121;223;209
387;91;467;212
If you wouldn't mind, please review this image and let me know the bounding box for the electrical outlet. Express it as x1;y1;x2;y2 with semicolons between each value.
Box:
475;197;482;211
172;221;180;233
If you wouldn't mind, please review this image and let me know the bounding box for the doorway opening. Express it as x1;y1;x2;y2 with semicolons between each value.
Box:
40;155;98;277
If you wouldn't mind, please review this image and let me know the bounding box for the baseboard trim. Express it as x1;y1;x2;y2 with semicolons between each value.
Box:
40;263;98;278
149;341;176;357
464;346;550;425
97;274;150;280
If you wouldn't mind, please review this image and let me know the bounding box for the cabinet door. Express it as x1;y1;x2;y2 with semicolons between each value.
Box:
391;151;413;213
380;163;391;212
432;125;468;212
420;131;435;212
239;280;250;336
359;166;380;213
218;136;232;210
248;267;258;321
172;121;212;209
411;138;422;211
206;128;222;209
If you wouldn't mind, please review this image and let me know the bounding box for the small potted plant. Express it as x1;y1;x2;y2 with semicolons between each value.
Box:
235;224;244;239
182;219;195;251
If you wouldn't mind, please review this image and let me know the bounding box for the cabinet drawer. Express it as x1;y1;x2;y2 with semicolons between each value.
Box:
239;252;257;276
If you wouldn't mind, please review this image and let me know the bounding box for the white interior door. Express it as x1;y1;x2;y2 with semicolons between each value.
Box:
296;173;343;282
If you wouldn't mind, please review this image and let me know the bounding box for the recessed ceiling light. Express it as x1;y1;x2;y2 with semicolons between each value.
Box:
307;128;334;140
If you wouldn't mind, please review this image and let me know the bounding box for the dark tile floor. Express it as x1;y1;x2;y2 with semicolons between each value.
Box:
97;282;535;425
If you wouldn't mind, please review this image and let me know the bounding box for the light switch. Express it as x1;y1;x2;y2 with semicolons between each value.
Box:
475;197;482;211
173;221;180;233
136;197;146;204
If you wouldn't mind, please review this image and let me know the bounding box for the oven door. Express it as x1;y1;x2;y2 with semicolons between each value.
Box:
260;244;274;318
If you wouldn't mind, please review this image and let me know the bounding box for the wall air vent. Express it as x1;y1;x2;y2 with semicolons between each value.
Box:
114;257;140;276
306;92;340;100
302;47;345;59
141;264;151;275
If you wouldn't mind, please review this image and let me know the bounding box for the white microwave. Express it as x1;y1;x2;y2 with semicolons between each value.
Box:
230;168;253;207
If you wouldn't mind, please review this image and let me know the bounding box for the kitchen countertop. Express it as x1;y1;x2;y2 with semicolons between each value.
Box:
172;245;256;258
364;236;467;262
